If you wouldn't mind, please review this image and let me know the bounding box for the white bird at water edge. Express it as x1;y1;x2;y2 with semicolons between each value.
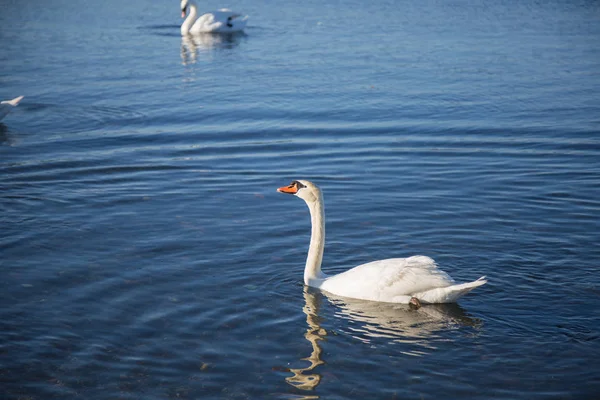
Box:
180;0;248;34
277;180;487;307
0;96;24;121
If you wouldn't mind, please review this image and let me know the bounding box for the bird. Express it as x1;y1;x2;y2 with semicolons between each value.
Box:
277;180;487;306
0;96;24;121
180;0;248;34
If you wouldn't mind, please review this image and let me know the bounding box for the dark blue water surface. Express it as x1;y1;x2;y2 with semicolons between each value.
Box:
2;0;600;398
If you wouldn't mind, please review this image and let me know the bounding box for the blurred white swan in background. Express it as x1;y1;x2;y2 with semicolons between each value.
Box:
0;96;24;121
180;0;248;34
277;180;487;305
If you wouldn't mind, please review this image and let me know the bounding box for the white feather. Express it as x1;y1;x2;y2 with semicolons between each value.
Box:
0;96;24;121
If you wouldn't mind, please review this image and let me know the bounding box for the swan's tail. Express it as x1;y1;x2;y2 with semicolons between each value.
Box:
416;276;487;304
1;96;24;106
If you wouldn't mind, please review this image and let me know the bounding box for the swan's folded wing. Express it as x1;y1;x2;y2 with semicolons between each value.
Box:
196;13;216;28
192;10;247;32
381;256;455;295
320;256;455;302
197;12;229;32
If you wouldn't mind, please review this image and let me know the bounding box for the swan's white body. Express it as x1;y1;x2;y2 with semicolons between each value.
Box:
180;0;248;34
277;180;487;304
0;96;24;121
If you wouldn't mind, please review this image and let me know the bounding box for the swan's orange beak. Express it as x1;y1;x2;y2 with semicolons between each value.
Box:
277;184;298;195
181;10;186;18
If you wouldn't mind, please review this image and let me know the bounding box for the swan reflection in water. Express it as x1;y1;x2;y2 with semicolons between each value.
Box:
325;291;482;355
0;124;12;146
285;287;483;391
285;288;327;391
180;33;245;65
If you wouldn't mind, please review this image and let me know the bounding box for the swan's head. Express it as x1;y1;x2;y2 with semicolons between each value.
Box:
180;0;190;18
277;180;322;204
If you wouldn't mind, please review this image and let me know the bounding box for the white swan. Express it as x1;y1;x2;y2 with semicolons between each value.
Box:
180;0;248;35
277;180;487;305
0;96;24;121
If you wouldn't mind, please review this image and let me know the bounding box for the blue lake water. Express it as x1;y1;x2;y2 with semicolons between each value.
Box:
1;0;600;398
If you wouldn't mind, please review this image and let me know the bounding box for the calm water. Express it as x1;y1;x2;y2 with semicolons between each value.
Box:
2;0;600;398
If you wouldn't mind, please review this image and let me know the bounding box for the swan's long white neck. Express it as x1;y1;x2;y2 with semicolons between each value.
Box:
181;1;199;35
304;193;327;286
